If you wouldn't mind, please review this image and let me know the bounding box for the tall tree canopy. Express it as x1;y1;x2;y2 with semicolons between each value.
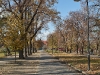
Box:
0;0;60;58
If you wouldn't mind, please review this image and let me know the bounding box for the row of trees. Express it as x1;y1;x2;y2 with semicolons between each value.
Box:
0;0;60;59
47;0;100;55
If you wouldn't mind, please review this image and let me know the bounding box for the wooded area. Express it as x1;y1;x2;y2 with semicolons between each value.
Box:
0;0;100;74
0;0;100;62
47;0;100;56
0;0;59;59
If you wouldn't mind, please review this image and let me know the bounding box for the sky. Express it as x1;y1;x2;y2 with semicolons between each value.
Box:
37;0;81;40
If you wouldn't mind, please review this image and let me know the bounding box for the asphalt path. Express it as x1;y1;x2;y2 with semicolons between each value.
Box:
0;50;84;75
37;50;83;75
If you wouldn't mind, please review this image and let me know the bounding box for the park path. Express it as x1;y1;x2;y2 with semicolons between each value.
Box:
0;50;84;75
37;50;83;75
0;52;40;75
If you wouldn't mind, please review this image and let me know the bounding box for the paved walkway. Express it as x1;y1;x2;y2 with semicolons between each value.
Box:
0;52;39;75
0;50;84;75
37;50;83;75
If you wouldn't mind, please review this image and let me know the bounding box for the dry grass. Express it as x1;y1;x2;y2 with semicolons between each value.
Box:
0;52;5;58
48;51;100;75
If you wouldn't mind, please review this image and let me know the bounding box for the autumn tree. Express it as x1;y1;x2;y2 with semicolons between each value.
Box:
90;0;100;55
35;39;43;50
0;0;59;59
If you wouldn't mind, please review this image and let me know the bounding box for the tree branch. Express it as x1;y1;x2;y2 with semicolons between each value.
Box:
25;0;42;32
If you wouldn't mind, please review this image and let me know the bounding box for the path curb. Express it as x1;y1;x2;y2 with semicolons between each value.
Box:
67;64;88;75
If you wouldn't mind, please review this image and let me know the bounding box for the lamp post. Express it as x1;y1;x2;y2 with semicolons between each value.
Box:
74;0;90;70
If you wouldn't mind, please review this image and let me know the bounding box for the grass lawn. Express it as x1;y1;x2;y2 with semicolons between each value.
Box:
0;52;5;58
46;50;100;75
0;51;19;58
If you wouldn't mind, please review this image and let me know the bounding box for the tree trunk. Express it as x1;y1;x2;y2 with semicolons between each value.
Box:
81;46;84;54
29;39;32;55
70;44;72;53
65;46;68;53
33;43;35;53
15;51;16;63
98;44;100;56
27;42;30;55
28;46;30;55
24;36;28;57
67;47;69;53
25;46;27;57
19;50;24;59
76;44;78;54
96;43;99;55
65;47;67;52
6;47;11;55
70;49;72;53
98;50;100;56
81;42;84;54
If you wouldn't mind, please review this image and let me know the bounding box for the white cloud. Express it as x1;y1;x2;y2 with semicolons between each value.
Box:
36;30;54;41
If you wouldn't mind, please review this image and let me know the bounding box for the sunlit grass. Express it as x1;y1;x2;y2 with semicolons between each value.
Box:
0;52;5;58
0;46;19;57
0;51;19;58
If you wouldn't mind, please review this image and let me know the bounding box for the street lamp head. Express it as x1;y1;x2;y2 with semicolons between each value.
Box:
74;0;80;2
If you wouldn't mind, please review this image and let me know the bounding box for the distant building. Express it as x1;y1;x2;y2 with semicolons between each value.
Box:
42;41;47;50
